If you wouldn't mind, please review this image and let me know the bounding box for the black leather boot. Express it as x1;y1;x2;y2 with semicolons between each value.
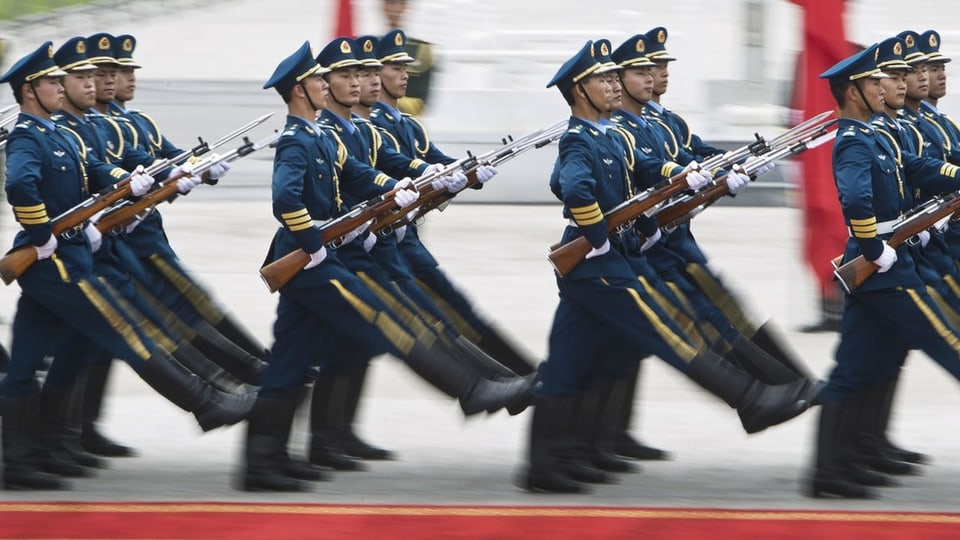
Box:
57;372;106;469
614;362;669;461
451;337;533;415
190;321;268;385
213;314;270;361
137;352;256;432
684;352;815;434
241;396;307;492
80;362;135;457
338;365;395;461
519;395;587;494
807;399;877;498
403;341;531;416
724;333;805;385
280;387;328;481
855;381;919;476
873;376;929;465
476;324;536;376
2;395;69;490
563;385;612;484
749;323;817;380
308;374;365;471
172;342;255;394
36;383;90;478
588;377;638;473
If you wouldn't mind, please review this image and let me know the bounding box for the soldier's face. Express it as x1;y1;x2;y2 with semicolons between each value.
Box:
115;67;136;103
63;71;97;109
327;67;361;107
93;65;117;104
358;67;381;106
927;61;947;100
382;0;407;28
604;72;622;111
578;74;611;108
380;63;408;98
859;78;885;112
621;67;655;103
650;61;669;96
302;74;329;111
905;63;929;101
880;70;908;109
29;77;64;111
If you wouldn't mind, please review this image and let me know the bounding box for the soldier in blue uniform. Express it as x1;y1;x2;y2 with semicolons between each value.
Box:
522;41;815;494
808;44;960;499
244;42;528;491
0;42;253;490
368;30;537;378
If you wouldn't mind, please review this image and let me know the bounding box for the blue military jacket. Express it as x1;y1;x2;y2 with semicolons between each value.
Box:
369;102;455;165
834;117;960;292
5;114;119;250
645;101;724;163
269;114;396;261
109;103;182;159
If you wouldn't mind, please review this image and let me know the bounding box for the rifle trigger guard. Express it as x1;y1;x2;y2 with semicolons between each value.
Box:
377;225;394;238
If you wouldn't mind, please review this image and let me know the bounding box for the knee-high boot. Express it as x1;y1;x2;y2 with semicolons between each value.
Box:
171;341;255;394
36;379;105;477
724;333;806;385
588;377;637;473
190;321;268;385
403;341;531;416
339;365;395;460
279;386;328;481
807;399;876;499
57;371;106;469
80;362;135;457
476;324;537;376
750;322;818;380
684;352;816;434
854;380;919;475
240;395;307;492
136;352;256;432
614;362;669;460
2;395;68;490
519;394;586;494
213;314;270;361
308;374;365;471
873;375;929;464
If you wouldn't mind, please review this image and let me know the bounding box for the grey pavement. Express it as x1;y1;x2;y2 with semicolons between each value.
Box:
0;195;958;510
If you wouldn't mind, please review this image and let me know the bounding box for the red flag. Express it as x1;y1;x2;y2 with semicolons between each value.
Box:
334;0;354;38
790;0;850;298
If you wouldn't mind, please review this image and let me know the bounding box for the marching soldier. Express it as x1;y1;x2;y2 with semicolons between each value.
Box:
523;41;815;494
380;0;436;115
369;29;536;378
808;43;960;499
0;42;253;490
243;42;528;491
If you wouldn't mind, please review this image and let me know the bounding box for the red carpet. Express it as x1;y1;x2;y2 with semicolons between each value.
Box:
1;503;958;539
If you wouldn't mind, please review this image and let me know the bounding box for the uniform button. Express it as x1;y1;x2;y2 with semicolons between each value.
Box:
61;166;66;171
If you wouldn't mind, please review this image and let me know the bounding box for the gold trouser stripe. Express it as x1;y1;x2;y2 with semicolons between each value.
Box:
99;278;176;352
133;282;196;341
76;279;151;360
414;277;482;342
357;272;437;345
149;254;225;324
51;254;70;282
621;285;698;363
943;274;960;300
389;281;449;341
637;276;704;349
906;288;960;352
684;263;757;335
329;279;416;355
926;286;960;332
658;279;724;351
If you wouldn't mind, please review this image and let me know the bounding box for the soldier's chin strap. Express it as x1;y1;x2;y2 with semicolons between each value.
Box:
577;81;605;117
326;79;354;110
621;85;646;109
382;82;401;102
853;80;877;115
31;81;56;116
300;81;322;115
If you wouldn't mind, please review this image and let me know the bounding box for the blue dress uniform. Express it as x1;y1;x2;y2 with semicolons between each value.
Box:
808;46;960;499
1;43;252;491
521;42;814;494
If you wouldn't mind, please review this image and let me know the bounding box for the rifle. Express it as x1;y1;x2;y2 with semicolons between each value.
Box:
655;122;838;231
95;133;280;236
0;106;25;150
833;191;960;293
369;120;567;235
0;114;272;285
259;121;569;293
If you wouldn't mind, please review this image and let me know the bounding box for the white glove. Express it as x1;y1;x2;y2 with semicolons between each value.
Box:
129;165;155;197
918;230;931;247
872;242;898;273
682;162;711;191
445;171;468;193
394;184;420;208
396;225;407;242
341;220;372;245
754;161;775;177
422;163;444;176
585;239;610;259
205;155;231;180
725;166;751;195
363;231;378;252
83;222;102;253
303;246;327;270
177;174;203;194
640;228;662;252
35;235;57;260
476;164;498;183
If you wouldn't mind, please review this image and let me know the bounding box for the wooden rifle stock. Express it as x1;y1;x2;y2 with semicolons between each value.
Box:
547;170;692;277
833;193;960;293
259;186;403;292
95;167;196;235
